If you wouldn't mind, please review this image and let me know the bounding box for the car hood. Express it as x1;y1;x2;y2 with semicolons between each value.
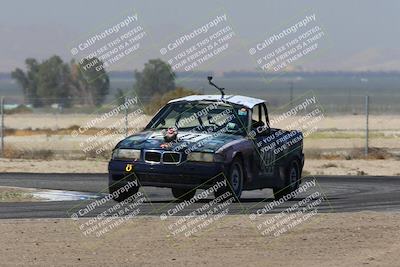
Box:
116;130;242;153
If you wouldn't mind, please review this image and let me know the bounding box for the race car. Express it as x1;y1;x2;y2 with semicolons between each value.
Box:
108;79;304;202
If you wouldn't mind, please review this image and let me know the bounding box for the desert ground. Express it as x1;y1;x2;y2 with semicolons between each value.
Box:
0;213;399;266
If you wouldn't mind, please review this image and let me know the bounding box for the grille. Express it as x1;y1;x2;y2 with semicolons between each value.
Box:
143;150;181;164
144;151;161;163
163;152;181;164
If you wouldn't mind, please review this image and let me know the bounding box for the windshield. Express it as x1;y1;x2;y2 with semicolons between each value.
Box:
148;101;249;135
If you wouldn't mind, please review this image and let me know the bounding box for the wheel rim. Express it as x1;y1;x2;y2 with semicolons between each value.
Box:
231;164;241;192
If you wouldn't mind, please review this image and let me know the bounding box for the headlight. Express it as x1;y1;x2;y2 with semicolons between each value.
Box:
187;152;224;162
112;149;141;160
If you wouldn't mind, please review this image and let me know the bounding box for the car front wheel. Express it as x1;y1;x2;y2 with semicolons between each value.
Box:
215;157;244;201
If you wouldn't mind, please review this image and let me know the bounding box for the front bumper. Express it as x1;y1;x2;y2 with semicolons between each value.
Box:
108;160;226;189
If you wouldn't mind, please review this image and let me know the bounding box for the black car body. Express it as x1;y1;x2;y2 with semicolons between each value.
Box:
108;95;304;201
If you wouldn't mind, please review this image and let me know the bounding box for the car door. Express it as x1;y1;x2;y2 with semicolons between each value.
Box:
252;103;276;184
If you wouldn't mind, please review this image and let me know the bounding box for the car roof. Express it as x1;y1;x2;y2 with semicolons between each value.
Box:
168;95;265;108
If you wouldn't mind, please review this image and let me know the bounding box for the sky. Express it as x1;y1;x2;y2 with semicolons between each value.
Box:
0;0;399;72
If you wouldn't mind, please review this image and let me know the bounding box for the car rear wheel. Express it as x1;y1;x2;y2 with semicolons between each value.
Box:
273;159;300;200
215;158;244;201
109;183;140;202
171;188;196;201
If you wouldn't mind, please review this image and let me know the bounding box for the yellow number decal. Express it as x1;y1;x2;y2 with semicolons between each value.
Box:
125;164;133;172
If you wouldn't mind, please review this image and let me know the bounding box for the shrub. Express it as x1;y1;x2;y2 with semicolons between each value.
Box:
5;105;33;115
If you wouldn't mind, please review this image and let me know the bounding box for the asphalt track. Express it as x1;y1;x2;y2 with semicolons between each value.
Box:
0;173;400;219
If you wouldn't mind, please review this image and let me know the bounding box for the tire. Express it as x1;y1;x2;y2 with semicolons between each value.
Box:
109;183;139;202
273;159;300;200
215;157;244;201
171;188;196;201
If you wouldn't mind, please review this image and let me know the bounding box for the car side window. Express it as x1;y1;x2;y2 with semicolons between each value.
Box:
251;104;264;129
252;104;260;122
260;103;268;127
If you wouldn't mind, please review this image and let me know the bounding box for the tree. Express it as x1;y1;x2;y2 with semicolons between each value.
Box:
12;56;110;108
11;58;41;107
70;57;110;106
12;56;71;107
134;59;175;100
36;56;72;107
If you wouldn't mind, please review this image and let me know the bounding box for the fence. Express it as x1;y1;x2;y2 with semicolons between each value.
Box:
0;95;398;160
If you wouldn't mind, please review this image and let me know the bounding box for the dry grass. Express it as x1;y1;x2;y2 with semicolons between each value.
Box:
83;149;111;160
305;147;395;160
4;126;123;137
321;163;338;168
3;146;54;160
3;145;111;161
351;147;392;160
0;187;36;202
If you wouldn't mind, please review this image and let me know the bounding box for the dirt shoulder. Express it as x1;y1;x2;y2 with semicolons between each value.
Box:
0;212;399;266
1;158;400;176
304;158;400;176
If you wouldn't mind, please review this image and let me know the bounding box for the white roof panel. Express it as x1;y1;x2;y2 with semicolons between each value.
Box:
168;95;265;108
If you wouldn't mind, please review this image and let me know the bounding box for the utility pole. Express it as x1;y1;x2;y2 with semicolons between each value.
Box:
365;95;369;156
124;96;128;137
289;81;294;107
0;97;4;157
